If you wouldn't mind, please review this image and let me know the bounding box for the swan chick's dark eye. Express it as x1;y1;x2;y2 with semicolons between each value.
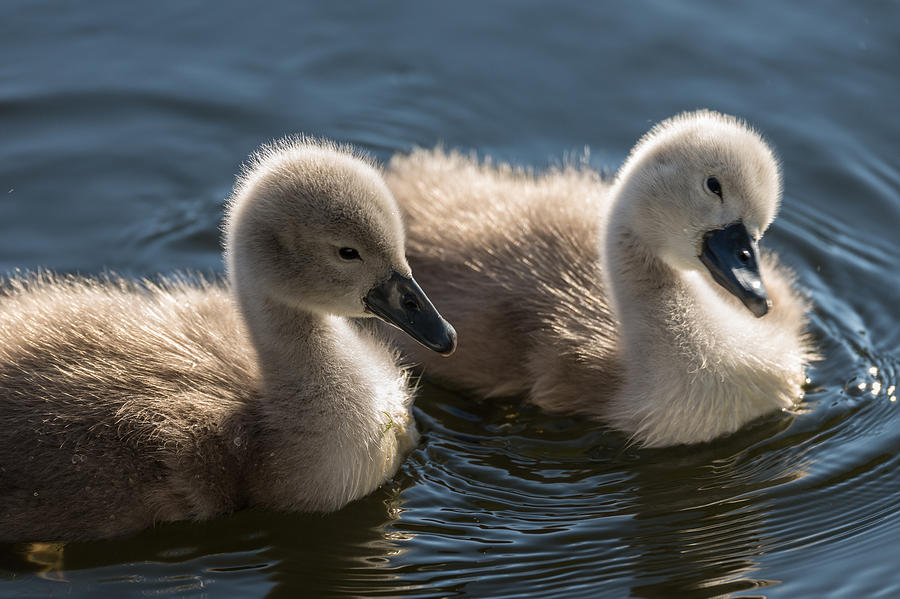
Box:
705;176;723;198
338;247;361;261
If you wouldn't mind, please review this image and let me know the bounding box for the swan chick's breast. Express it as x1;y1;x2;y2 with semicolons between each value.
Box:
249;316;419;513
604;257;812;447
318;317;420;508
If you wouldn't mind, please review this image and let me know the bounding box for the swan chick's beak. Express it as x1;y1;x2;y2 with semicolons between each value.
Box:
364;270;457;355
699;221;771;318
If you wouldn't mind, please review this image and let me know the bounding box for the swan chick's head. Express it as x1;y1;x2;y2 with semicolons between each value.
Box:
226;137;456;355
612;110;781;317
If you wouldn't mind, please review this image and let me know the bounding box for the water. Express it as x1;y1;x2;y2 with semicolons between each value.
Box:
2;1;899;597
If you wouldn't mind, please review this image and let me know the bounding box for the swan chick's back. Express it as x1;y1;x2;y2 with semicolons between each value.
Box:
385;111;814;447
0;137;455;541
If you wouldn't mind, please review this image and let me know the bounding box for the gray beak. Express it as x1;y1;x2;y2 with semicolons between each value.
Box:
364;270;457;356
699;221;771;318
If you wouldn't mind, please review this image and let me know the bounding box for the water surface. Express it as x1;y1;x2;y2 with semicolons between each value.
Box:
1;1;899;597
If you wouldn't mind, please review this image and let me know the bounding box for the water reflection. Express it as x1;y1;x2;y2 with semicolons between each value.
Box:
622;418;802;598
1;482;417;597
372;387;816;598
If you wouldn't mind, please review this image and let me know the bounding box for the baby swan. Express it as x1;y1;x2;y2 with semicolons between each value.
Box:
0;138;456;541
386;110;814;447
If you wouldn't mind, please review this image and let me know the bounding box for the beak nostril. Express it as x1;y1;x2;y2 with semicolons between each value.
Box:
403;297;420;312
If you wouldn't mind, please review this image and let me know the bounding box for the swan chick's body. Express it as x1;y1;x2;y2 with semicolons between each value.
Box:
0;138;455;541
386;110;813;447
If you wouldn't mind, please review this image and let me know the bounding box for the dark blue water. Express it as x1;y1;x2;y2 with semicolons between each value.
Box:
2;1;899;597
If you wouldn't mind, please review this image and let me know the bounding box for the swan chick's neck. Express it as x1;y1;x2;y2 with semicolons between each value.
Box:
603;223;802;447
230;265;418;511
